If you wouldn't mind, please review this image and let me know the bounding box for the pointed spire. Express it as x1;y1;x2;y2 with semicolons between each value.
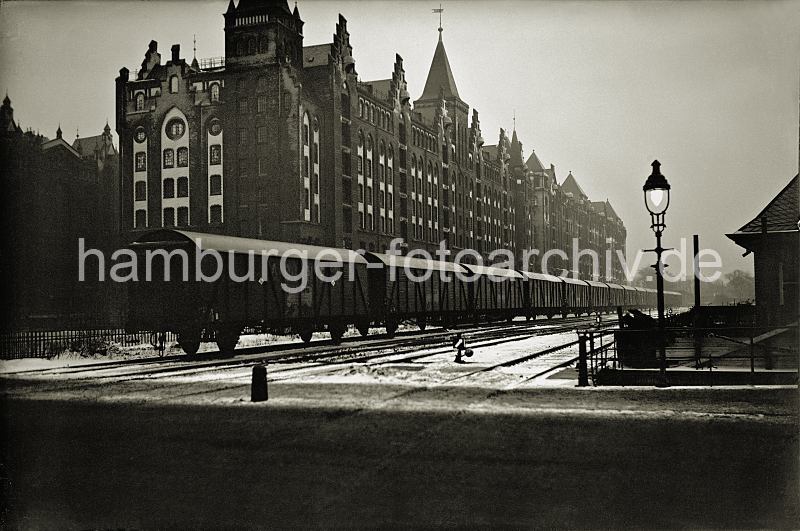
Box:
56;124;62;139
419;25;460;101
104;121;111;135
3;92;10;107
76;126;79;139
226;0;236;14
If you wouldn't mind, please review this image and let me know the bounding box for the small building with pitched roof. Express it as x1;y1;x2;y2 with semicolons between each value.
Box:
727;175;799;326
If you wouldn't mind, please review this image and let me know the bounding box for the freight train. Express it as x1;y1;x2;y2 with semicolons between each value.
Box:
126;229;682;355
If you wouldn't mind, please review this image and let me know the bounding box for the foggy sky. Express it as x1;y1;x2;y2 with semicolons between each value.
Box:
1;0;798;278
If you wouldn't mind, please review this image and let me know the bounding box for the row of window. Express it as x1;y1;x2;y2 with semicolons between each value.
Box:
358;98;393;132
411;127;437;153
238;95;269;114
133;204;222;229
134;176;222;201
357;212;395;234
162;148;188;168
134;144;221;172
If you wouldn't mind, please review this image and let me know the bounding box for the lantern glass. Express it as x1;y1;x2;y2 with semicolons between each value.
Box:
645;186;669;215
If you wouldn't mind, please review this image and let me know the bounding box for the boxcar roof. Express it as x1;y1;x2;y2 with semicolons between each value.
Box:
366;253;467;273
586;280;608;288
605;283;625;290
519;271;562;283
460;264;524;278
561;277;589;286
622;285;637;291
131;229;368;264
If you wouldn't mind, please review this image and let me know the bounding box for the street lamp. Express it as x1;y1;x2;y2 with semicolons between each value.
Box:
643;160;670;384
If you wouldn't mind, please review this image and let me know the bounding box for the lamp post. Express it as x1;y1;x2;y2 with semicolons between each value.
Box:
643;160;670;385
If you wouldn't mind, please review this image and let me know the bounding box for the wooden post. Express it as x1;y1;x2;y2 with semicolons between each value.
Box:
577;335;589;387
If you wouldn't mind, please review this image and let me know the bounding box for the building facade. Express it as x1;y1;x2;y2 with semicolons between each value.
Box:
115;0;626;279
0;96;121;328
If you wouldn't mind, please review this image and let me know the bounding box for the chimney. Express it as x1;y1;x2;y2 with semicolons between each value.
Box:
171;44;180;63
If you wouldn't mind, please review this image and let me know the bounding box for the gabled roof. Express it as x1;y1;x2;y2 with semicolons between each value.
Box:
604;200;620;221
525;150;545;172
303;44;331;67
561;172;588;199
361;79;393;100
41;137;81;158
73;132;118;158
729;175;799;235
418;34;459;102
481;144;498;160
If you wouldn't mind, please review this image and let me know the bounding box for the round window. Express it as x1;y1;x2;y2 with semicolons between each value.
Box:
165;118;186;140
134;127;146;143
209;119;222;136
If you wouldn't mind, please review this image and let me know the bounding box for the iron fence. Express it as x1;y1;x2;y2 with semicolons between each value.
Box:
0;327;176;360
578;323;799;386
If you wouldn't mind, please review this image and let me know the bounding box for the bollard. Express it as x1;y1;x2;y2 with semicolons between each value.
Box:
251;364;268;402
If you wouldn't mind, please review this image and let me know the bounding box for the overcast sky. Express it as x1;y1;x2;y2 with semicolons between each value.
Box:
1;0;798;278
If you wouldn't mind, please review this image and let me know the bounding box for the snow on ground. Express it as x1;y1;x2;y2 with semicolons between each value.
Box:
284;330;581;388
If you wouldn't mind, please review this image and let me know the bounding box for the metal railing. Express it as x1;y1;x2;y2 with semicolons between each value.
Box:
0;327;176;360
578;323;799;386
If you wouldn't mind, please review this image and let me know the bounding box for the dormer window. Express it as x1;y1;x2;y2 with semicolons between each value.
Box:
210;83;220;102
135;93;145;112
169;75;179;93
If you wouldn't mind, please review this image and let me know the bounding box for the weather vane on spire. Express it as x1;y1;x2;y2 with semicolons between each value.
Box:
433;4;444;34
193;34;197;60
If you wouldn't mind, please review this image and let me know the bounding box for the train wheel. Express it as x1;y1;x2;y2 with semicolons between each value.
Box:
215;327;240;357
356;320;370;337
417;317;427;331
177;329;201;356
386;319;398;338
299;328;313;344
329;323;345;345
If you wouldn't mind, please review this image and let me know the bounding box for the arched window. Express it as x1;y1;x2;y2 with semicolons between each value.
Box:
210;145;221;165
163;207;175;227
177;206;189;226
177;177;189;198
209;204;222;224
163;178;175;198
135;93;145;112
169;75;179;93
134;181;146;202
163;149;174;169
236;40;244;56
177;147;188;167
248;39;256;54
210;83;220;102
135;152;146;172
209;175;222;196
135;209;147;228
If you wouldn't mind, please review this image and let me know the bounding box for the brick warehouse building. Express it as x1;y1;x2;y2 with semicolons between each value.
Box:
115;0;626;279
0;96;122;328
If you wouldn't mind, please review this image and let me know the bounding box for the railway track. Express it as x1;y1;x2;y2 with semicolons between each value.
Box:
1;315;604;402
